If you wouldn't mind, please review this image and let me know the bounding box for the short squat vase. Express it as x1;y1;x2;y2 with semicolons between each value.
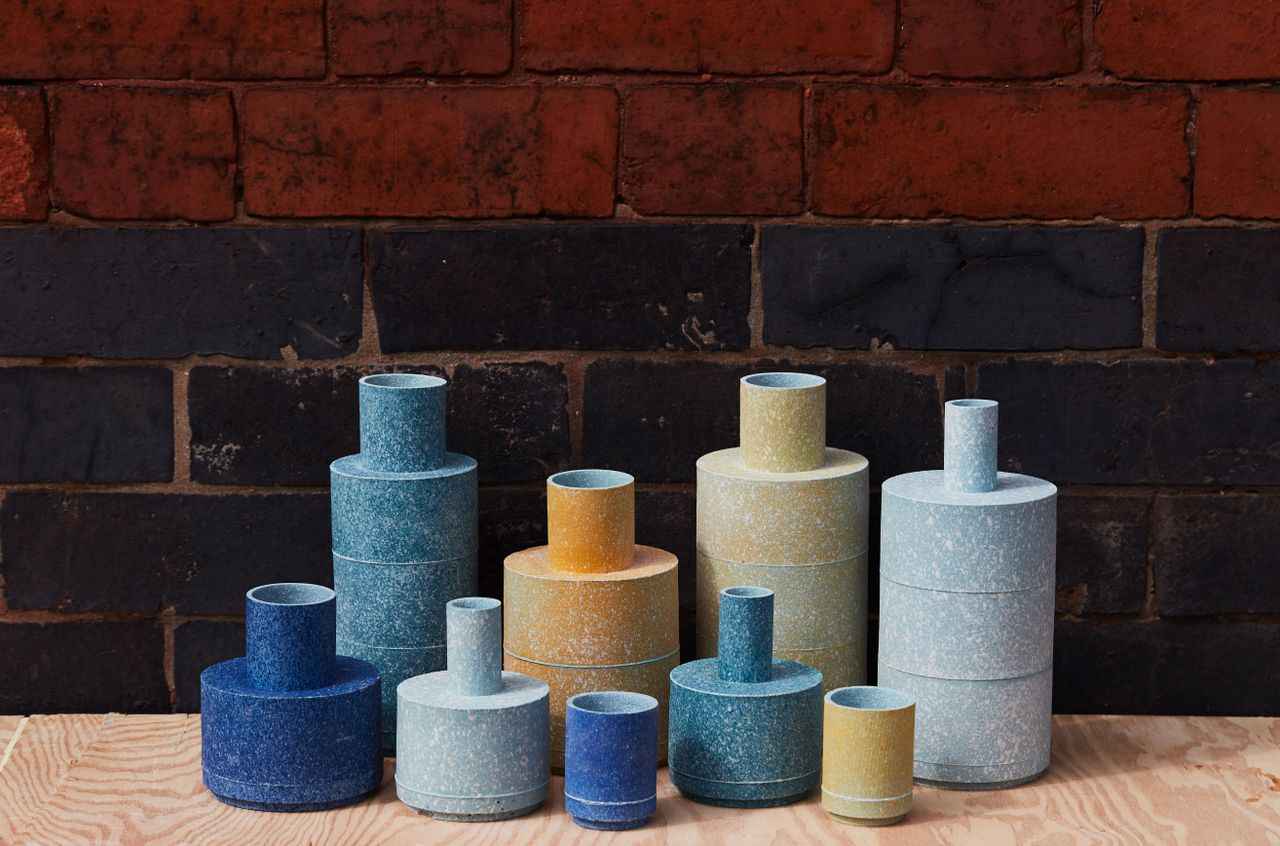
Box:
564;691;659;830
396;597;550;821
696;372;870;691
878;399;1056;789
668;587;823;807
201;583;382;811
822;686;915;826
331;372;478;752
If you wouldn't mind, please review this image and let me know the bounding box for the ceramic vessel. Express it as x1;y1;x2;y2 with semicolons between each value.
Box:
564;691;659;830
696;372;870;691
504;469;679;769
201;583;382;812
822;686;915;826
331;373;478;751
396;597;550;821
878;399;1056;789
668;587;823;808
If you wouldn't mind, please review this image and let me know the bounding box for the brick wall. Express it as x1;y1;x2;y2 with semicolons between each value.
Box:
1;0;1278;717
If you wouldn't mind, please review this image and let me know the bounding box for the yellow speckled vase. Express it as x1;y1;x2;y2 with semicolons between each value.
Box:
822;686;915;826
504;469;679;769
696;372;870;690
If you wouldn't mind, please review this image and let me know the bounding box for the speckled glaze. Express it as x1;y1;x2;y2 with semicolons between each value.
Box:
878;399;1056;790
564;692;659;830
669;587;823;808
397;598;550;822
332;373;478;751
822;686;915;826
201;583;382;812
697;372;869;691
504;470;679;769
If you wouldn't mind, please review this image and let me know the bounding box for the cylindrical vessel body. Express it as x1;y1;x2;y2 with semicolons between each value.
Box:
547;469;635;573
447;598;502;696
822;686;915;825
718;587;774;683
878;399;1056;789
245;583;336;691
564;692;659;830
332;371;478;751
697;372;869;691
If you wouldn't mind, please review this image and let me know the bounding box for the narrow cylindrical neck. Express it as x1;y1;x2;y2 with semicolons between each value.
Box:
447;597;503;696
944;399;999;493
739;373;827;473
718;587;774;683
245;583;336;692
359;373;447;473
546;469;635;573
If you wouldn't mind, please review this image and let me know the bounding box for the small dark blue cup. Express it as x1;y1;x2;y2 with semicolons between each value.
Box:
564;691;659;830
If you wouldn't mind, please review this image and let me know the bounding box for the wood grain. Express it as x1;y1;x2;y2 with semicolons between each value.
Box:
0;714;1276;844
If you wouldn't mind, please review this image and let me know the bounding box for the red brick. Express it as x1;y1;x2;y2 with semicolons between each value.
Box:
900;0;1081;79
811;87;1190;220
331;0;511;76
242;87;618;218
53;88;235;221
1196;90;1280;220
1098;0;1280;80
0;0;325;79
0;88;48;221
622;86;801;215
520;0;894;74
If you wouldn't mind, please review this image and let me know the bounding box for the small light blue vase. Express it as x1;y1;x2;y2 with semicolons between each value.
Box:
565;691;659;830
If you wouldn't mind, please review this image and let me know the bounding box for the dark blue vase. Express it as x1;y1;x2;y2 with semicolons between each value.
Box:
201;583;382;812
564;691;659;830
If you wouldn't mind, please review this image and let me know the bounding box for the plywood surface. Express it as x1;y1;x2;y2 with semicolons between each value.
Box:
0;714;1276;844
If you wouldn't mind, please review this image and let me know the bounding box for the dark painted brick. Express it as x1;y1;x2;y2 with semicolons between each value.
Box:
943;364;967;402
174;620;245;712
1154;493;1280;616
762;226;1143;350
0;493;329;615
0;622;168;713
637;489;696;660
1157;229;1280;353
1054;620;1280;716
0;228;361;359
583;359;941;484
1057;494;1150;614
478;487;546;600
371;225;752;352
189;363;569;485
976;359;1280;485
0;367;172;483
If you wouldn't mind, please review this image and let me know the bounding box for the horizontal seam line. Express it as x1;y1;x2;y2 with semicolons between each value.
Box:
880;573;1053;596
878;662;1052;682
504;648;680;670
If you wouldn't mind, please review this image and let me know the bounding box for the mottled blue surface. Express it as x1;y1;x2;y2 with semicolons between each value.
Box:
245;583;336;691
359;373;446;473
717;587;774;683
334;553;477;648
447;598;503;696
337;637;444;750
565;692;659;830
943;399;998;493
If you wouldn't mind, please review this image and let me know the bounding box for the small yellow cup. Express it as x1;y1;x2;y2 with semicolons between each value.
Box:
822;686;915;826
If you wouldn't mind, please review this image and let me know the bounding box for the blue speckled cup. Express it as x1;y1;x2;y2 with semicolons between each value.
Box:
564;691;659;830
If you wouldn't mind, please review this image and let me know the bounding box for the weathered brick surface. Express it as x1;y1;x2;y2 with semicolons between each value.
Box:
976;360;1280;485
53;88;235;221
0;367;172;483
478;488;546;599
0;227;361;358
1195;90;1280;220
622;86;802;215
0;493;330;615
0;622;169;713
188;363;569;485
1057;494;1150;615
0;87;48;220
331;0;511;75
174;621;245;711
371;225;752;351
636;490;697;660
1097;0;1280;80
0;0;326;79
899;0;1081;79
811;87;1190;219
520;0;895;74
1055;620;1280;715
242;87;618;218
582;360;941;484
1157;228;1280;352
762;226;1143;350
1154;493;1280;616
